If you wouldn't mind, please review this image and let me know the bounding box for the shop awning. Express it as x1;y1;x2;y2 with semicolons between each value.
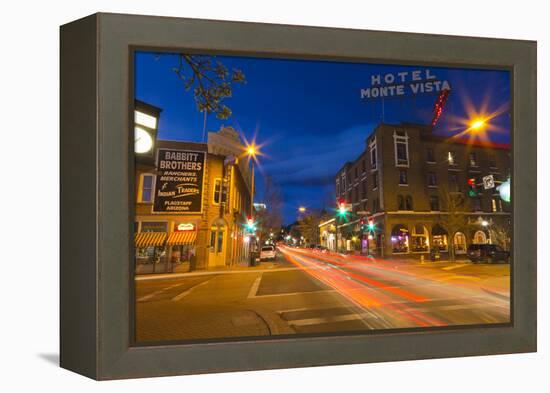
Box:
134;232;167;248
166;231;197;246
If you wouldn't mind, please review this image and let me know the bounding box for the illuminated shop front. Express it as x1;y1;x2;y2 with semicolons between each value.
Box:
431;224;448;252
391;225;409;254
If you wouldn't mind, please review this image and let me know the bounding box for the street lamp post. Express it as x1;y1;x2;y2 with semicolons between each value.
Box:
246;145;256;214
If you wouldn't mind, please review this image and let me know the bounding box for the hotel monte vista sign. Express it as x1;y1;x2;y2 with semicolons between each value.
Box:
153;148;206;214
360;69;451;100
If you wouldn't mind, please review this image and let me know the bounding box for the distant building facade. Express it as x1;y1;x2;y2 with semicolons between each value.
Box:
134;125;254;274
332;122;511;259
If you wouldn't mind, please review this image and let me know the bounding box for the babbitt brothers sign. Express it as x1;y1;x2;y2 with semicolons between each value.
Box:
360;69;451;99
153;148;206;213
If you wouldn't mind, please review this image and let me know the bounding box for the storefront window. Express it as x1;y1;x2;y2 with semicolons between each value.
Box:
453;232;467;254
411;225;429;252
432;224;448;252
391;225;409;253
432;235;448;252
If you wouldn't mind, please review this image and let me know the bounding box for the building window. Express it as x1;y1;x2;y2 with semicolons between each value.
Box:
411;225;429;252
391;225;409;254
336;181;340;197
492;197;502;212
488;157;497;168
362;159;367;173
362;181;367;199
405;195;413;210
432;224;448;252
448;151;457;166
355;166;359;179
369;137;377;170
427;172;437;187
469;152;478;167
429;195;440;211
473;197;482;211
394;131;409;166
139;173;155;203
372;172;378;189
399;170;408;185
342;174;346;191
372;198;379;213
449;173;459;192
427;148;435;163
213;179;228;205
453;232;467;254
397;195;404;210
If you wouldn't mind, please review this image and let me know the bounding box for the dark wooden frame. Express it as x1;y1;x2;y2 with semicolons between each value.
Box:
60;12;537;380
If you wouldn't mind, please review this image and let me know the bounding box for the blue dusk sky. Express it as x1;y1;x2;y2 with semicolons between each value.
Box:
135;52;511;225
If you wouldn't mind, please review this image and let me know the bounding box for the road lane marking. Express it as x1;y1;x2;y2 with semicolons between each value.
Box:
288;313;370;327
135;267;299;281
171;277;215;301
442;264;469;271
252;289;337;298
247;274;263;299
137;283;185;302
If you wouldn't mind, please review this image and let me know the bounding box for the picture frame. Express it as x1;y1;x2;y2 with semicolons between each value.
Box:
60;12;536;380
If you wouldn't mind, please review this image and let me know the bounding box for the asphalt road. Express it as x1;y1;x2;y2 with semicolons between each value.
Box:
135;246;510;342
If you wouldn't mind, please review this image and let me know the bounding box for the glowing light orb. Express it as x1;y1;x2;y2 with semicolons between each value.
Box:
470;118;486;130
498;178;511;202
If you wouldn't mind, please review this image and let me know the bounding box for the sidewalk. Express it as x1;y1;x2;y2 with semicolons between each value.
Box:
135;260;287;281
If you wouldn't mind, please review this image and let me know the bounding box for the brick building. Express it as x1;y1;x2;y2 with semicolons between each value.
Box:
333;122;511;259
134;126;254;274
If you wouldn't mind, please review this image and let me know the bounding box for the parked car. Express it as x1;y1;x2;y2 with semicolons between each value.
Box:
467;244;510;264
259;245;276;261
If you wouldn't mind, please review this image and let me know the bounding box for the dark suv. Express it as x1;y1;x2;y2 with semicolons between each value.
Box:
467;244;510;264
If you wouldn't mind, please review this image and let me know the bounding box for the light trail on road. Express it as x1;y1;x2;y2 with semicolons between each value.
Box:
279;246;510;329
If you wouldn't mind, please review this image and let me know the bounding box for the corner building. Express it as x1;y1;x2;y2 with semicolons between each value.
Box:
134;126;253;274
334;123;511;259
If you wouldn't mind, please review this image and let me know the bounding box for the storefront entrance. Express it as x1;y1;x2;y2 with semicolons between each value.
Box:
209;219;227;267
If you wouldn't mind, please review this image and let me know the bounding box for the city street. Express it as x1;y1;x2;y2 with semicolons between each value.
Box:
135;246;510;342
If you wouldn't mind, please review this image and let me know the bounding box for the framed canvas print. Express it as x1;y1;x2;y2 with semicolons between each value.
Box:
60;13;537;380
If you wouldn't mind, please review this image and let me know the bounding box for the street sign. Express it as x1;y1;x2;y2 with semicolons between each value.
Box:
482;174;495;190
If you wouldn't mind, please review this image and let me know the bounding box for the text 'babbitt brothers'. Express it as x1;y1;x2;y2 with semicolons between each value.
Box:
158;151;203;171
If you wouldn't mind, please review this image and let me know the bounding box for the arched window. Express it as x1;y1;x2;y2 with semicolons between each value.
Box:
411;225;429;252
405;195;413;210
397;195;404;210
432;224;448;252
391;224;409;253
473;230;487;244
453;232;467;254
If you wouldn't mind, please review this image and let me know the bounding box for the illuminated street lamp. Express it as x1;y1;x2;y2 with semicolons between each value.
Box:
245;143;259;217
481;220;489;227
470;118;487;131
298;206;307;213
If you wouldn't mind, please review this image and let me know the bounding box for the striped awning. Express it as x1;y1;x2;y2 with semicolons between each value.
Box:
166;231;197;246
134;232;167;248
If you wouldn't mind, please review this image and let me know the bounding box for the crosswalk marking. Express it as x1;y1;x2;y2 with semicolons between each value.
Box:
171;277;215;301
287;313;368;327
442;264;469;271
247;274;263;299
137;283;184;302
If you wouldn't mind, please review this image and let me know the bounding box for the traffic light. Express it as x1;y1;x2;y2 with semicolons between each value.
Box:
367;220;375;231
337;198;348;217
467;178;478;197
245;216;256;231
